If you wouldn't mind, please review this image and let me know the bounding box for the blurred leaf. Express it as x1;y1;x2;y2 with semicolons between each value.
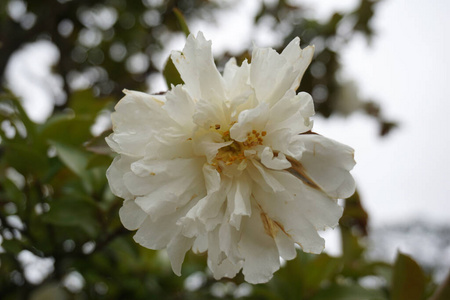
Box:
391;252;425;300
430;272;450;300
0;93;37;139
163;56;183;88
86;154;113;169
69;89;113;117
84;129;113;155
1;239;22;255
49;141;88;177
39;114;93;146
340;190;368;236
173;8;191;37
0;177;25;208
42;198;100;237
302;254;342;292
310;284;386;300
2;141;48;176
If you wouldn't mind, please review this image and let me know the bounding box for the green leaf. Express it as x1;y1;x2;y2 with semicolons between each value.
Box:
302;254;342;291
1;239;23;254
86;154;113;169
430;273;450;300
391;252;425;300
39;114;93;146
163;56;183;88
173;8;191;37
84;129;113;155
2;141;49;176
0;93;37;139
310;284;386;300
42;198;100;237
49;140;89;177
69;89;113;117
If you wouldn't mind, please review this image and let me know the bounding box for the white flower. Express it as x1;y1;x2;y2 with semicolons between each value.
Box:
106;32;356;284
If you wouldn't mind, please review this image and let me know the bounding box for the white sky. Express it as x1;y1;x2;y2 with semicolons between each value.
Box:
5;0;449;226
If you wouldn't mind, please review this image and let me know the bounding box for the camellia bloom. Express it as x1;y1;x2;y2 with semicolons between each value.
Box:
106;32;356;284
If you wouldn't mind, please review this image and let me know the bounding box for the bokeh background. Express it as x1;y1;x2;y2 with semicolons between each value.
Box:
1;0;449;299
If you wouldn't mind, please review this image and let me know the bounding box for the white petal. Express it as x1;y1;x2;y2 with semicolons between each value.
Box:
260;147;292;170
266;91;314;135
133;213;180;250
109;90;177;156
274;230;297;260
298;134;356;199
180;178;230;236
192;234;208;253
223;58;254;115
124;158;204;197
163;84;196;131
218;217;242;264
207;229;243;279
230;103;269;142
106;155;135;200
246;160;285;193
227;175;252;229
171;32;226;101
192;98;229;129
193;131;232;163
280;38;315;91
239;204;280;284
250;38;314;106
203;163;221;194
119;200;148;230
167;235;194;276
253;179;337;254
143;138;195;160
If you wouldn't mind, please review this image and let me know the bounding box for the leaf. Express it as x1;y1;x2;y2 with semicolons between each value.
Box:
391;252;425;300
173;8;191;37
41;198;100;237
39;114;93;146
301;254;342;292
0;93;37;139
1;239;23;254
430;272;450;300
84;129;113;155
163;56;183;87
2;141;49;176
69;89;113;117
310;284;386;300
49;141;89;177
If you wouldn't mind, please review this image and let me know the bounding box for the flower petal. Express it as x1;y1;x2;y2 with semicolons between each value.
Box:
227;175;252;229
298;134;356;199
267;91;314;135
260;147;291;170
163;84;196;131
171;32;225;102
246;160;285;193
133;212;181;250
108;90;177;157
230;103;269;142
119;199;148;230
250;38;314;106
167;234;194;276
106;155;135;200
239;203;280;284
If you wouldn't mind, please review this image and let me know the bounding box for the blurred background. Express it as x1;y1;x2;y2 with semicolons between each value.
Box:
0;0;449;299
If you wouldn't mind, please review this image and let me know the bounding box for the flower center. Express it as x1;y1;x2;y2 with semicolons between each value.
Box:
210;124;266;172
